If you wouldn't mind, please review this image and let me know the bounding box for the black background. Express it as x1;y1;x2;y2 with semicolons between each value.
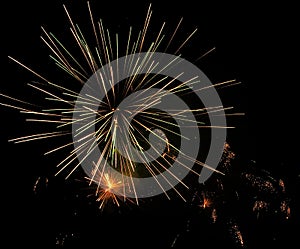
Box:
2;0;299;248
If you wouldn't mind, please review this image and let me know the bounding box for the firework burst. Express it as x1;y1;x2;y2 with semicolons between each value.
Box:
2;2;241;208
87;170;123;209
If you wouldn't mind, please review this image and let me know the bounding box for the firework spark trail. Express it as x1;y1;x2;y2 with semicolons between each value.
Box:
2;2;241;207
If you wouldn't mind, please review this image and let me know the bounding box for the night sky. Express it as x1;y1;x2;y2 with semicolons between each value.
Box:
3;0;299;248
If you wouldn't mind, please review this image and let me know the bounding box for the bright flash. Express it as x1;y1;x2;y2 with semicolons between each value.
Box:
87;172;123;210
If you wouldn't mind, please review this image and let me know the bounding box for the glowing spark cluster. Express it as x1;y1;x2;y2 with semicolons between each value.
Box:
94;173;122;209
280;199;291;219
253;200;269;219
243;173;277;194
199;191;213;209
227;218;245;247
170;145;293;248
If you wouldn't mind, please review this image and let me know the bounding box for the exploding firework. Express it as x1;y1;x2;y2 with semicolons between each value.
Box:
88;171;123;209
2;2;241;207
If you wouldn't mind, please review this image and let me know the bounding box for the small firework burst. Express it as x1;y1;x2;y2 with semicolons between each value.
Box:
88;172;123;209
